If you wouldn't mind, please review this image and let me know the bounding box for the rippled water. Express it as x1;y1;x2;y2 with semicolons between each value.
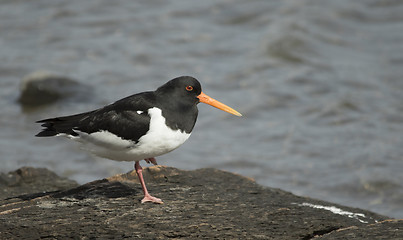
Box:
1;0;402;218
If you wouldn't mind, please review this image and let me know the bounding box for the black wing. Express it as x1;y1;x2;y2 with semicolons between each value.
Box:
36;92;156;143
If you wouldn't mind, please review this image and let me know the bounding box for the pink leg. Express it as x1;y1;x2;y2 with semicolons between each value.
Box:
134;161;163;204
144;157;158;165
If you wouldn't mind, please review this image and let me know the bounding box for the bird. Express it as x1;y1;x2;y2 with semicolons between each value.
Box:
36;76;242;204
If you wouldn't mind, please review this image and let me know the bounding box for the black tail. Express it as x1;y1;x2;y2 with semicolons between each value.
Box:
36;119;61;137
35;112;93;137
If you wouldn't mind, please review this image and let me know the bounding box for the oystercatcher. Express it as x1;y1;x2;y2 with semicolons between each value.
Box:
36;76;241;204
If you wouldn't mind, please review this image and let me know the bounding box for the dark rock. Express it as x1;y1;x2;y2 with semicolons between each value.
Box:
17;71;91;106
317;219;402;239
0;166;401;239
0;167;78;199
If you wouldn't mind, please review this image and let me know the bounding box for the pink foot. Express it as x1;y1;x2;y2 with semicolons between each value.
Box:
141;194;163;204
134;161;163;204
144;157;158;165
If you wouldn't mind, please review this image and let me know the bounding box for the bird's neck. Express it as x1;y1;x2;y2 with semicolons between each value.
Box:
159;103;198;134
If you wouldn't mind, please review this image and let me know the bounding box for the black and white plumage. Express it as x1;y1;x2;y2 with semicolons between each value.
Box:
36;76;241;203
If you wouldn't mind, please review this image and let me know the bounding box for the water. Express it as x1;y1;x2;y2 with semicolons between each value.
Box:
1;0;402;218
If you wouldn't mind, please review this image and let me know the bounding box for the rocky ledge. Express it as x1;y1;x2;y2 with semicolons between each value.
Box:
0;167;401;239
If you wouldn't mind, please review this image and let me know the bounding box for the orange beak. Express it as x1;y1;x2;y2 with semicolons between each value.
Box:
197;92;242;117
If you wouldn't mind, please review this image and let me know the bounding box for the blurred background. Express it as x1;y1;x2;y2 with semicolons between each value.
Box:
1;0;402;218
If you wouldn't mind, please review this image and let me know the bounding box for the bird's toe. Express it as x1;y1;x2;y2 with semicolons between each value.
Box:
140;194;163;204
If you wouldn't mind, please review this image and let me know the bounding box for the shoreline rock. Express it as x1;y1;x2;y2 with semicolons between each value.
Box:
0;166;401;239
17;71;91;108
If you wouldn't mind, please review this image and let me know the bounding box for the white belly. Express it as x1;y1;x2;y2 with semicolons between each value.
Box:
67;107;191;161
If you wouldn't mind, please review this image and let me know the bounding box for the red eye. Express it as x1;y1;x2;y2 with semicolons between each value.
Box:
186;85;193;91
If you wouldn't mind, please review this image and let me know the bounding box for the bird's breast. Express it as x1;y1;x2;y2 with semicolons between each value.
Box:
134;107;191;155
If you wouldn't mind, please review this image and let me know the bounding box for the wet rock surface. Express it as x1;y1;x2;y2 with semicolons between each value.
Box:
0;166;401;239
